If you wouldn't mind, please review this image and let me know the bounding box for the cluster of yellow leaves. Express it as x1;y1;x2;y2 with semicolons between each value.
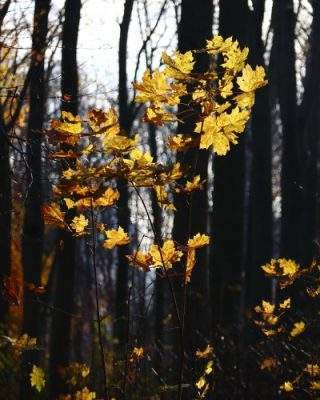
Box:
195;359;214;398
254;298;293;337
3;333;37;356
30;365;46;392
129;346;144;363
58;362;90;386
134;35;267;156
279;363;320;394
44;35;266;294
127;234;210;282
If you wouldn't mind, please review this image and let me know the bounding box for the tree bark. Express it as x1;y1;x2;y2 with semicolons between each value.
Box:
298;1;320;264
212;0;250;328
49;0;81;396
114;0;134;358
245;0;273;309
21;1;50;397
272;0;301;260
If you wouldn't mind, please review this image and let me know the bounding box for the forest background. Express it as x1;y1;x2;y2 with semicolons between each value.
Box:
0;0;319;399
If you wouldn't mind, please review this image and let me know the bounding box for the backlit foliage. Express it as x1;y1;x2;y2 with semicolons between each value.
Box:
42;36;266;289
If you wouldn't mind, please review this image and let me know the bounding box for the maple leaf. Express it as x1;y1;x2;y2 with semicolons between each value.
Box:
129;148;153;166
88;108;120;136
134;69;186;106
75;387;96;400
129;346;144;362
103;133;139;154
260;357;277;371
162;50;194;79
262;258;299;277
30;365;46;392
279;298;291;309
305;364;320;377
280;381;294;392
144;106;174;125
51;111;82;135
70;214;89;235
196;345;213;359
195;115;230;155
310;381;320;391
42;203;65;228
219;79;233;98
149;240;183;268
188;233;210;249
206;35;234;54
94;187;119;207
168;134;194;152
184;176;203;192
195;376;206;390
185;248;196;283
234;92;255;109
222;44;249;72
103;227;130;249
8;333;37;355
290;321;305;337
127;250;152;272
237;64;267;92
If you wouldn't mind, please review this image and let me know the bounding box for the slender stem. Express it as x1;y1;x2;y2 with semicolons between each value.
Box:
90;200;109;400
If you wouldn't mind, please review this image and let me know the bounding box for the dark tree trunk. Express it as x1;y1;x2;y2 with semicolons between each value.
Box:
0;0;12;326
0;112;11;324
245;0;273;309
299;1;320;264
149;124;164;373
172;0;213;391
272;0;301;260
49;0;81;396
212;0;250;328
20;1;50;397
114;0;134;356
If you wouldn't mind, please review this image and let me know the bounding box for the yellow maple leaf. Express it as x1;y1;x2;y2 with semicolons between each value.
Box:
75;387;96;400
219;79;233;98
103;133;139;154
103;227;130;249
150;240;183;268
188;233;210;249
30;365;46;392
42;203;65;228
237;64;267;92
222;44;249;72
235;92;255;109
290;321;305;337
144;106;174;125
168;134;194;151
70;214;89;234
88;108;120;136
206;35;234;55
262;258;299;277
280;381;294;392
196;345;213;359
195;376;206;390
305;364;320;377
185;248;196;283
310;381;320;390
94;187;119;207
129;346;144;362
129;148;153;166
260;357;277;371
127;250;152;271
184;176;203;192
279;298;291;309
195;115;230;155
162;50;194;79
51;111;82;135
